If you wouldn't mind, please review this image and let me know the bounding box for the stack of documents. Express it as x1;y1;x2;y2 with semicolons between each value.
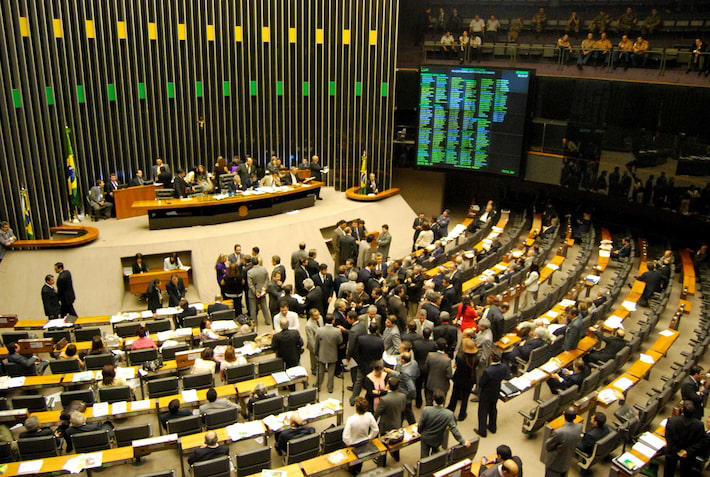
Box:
638;432;666;451
44;318;72;328
211;320;238;332
226;421;264;441
286;366;308;379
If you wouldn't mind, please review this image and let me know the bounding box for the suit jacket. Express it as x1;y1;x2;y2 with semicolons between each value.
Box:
517;337;545;361
207;302;229;314
129;176;145;186
42;284;61;317
355;333;385;370
88;186;106;207
309;161;323;181
374;390;407;433
440;286;460;313
187;444;229;465
382;326;401;355
365;179;379;195
305;258;320;277
304;286;325;316
173;176;190;197
545;421;583;472
680;376;706;419
247;265;269;297
339;235;358;265
273;264;287;283
484;305;505;342
57;270;76;305
377;231;392;259
418;405;464;447
577;424;611;454
132;262;148;274
152;163;171;179
588;332;626;363
422;302;441;327
311;272;334;302
282;173;301;185
237;163;253;184
346;320;368;361
358;267;372;284
272;329;304;368
315;324;343;363
157;170;173;186
666;414;706;457
294;265;310;297
415;319;434;336
106;180;120;200
413;339;437;368
563;316;584;351
637;270;663;295
166;278;186;307
433;324;459;355
424;351;453;393
479;362;509;402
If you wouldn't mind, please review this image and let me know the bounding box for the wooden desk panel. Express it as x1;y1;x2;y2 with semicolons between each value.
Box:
13;319;52;330
345;186;401;201
74;316;111;326
129;269;189;294
300;440;388;476
8;226;99;249
114;184;158;219
2;446;134;476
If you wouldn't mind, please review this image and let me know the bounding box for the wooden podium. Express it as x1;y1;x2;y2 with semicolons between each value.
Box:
128;269;189;295
114;184;158;219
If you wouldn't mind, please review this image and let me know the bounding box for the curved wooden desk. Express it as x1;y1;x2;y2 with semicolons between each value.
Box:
345;186;400;201
8;226;98;249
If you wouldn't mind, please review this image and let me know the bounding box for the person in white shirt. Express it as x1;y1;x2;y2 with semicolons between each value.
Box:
440;31;455;57
469;15;485;36
523;264;540;308
486;15;500;41
164;252;183;270
192;347;217;375
343;396;379;475
458;31;470;64
470;34;482;62
273;304;299;331
200;318;220;341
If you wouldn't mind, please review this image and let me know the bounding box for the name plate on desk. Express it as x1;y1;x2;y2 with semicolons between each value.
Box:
18;338;55;354
0;315;18;328
132;433;178;456
175;348;203;368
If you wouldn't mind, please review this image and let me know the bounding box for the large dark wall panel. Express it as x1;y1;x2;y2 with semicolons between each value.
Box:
0;0;399;238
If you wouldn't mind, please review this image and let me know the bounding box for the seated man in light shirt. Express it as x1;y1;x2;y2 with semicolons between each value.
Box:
470;34;482;62
273;303;299;331
440;31;456;57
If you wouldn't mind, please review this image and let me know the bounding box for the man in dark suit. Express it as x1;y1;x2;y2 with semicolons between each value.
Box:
129;169;146;186
586;326;626;364
365;173;379;195
413;328;437;408
339;229;358;266
503;326;547;374
577;412;610;455
387;286;408;330
311;263;333;312
173;169;192;198
636;262;663;307
176;299;197;328
157;166;173;186
548;358;587;395
305;250;320;277
374;376;407;464
370;288;388;322
283;166;302;185
303;278;325;316
54;262;77;317
207;296;230;315
271;316;304;368
563;308;584;351
309;155;324;199
476;352;509;437
350;323;384;406
358;261;374;284
41;274;61;318
481;445;523;477
105;172;120;207
681;366;707;420
151;158;170;180
611;238;632;260
166;274;186;307
159;399;192;430
665;402;706;477
346;313;368;396
433;312;458;357
422;292;442;327
187;431;229;465
400;321;420;345
271;255;286;284
294;258;311;297
423;338;453;406
439;278;460;314
237;156;254;185
275;416;316;455
544;407;583;477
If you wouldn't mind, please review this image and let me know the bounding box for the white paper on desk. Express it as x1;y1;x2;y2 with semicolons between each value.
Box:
182;389;198;403
546;263;560;270
604;316;624;330
585;275;601;284
227;421;264;441
545;310;559;319
511;250;523;258
111;401;128;415
639;432;666;451
131;399;152;411
527;368;547;382
622;301;637;312
157;307;179;316
616;452;643;471
160;340;180;350
110;314;128;324
640;354;655;364
508;376;531;391
157;331;176;342
613;377;634;391
599;250;611;258
548;324;566;334
632;442;657;459
190;303;205;311
560;299;576;307
482;269;495;276
92;402;109;418
327;451;348;465
73;371;95;383
493;263;507;271
286;366;308;379
541;360;560;374
62;455;85;474
18;459;43;474
175;327;193;337
272;372;289;385
125;312;141;320
83;452;103;469
132;434;178;447
141;310;153;318
211;320;238;332
44;318;71;329
0;376;9;389
263;414;286;431
597;388;619;405
660;330;675;337
115;367;136;380
8;376;26;388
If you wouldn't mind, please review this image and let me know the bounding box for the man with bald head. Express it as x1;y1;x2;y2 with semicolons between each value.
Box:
480;458;519;477
187;430;228;465
275;414;316;455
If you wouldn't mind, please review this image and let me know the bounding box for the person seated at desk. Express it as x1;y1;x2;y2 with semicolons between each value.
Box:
131;325;157;351
366;173;379;195
129;169;149;186
65;410;105;453
192;347;217;375
207;296;230;315
220;346;247;380
164;252;184;271
0;220;17;261
283;166;302;185
58;343;85;367
246;383;275;417
146;279;162;313
275;414;316;456
132;253;149;274
478;445;523;477
166;274;186;307
88;335;110;357
547;358;587;394
105;172;120;205
19;415;55;439
88;179;113;219
577;412;610;455
200;318;220;341
192;164;213;193
503;325;548;374
245;172;259;190
187;430;229;466
227;174;246;193
585;326;626;364
636;262;663;307
159;399;192;431
98;364;127;389
199;387;239;414
6;342;49;375
611;238;632;260
173;168;192;198
176;298;197;328
156;165;173;187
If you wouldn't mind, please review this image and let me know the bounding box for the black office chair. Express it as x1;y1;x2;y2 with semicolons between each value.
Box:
204;407;239;430
166;414;203;437
224;363;255;384
115;322;141;338
0;442;13;464
182;372;214;391
0;398;7;411
1;331;28;346
74;328;102;342
99;385;133;403
146;320;172;333
162;344;189;361
202;337;230;348
191;455;231;477
321;425;345;453
404;449;449;477
3;361;37;377
576;429;620;470
284;433;320;464
60;389;95;406
183;314;205;329
43;330;72;344
253;395;284;420
287;388;317;411
235;446;271;477
85;353;116;370
147;376;179;398
17;435;59;460
209;309;235;321
448;438;480;463
12;395;47;412
49;358;82;374
137;472;175;477
232;332;258;348
128;348;159;366
257;358;284;377
115;423;152;447
72;429;112;453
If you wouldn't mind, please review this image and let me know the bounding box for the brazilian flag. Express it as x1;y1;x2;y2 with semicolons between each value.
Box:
64;126;80;210
359;151;367;194
20;188;34;239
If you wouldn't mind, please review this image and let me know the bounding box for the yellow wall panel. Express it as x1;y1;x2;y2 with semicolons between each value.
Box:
207;24;215;41
316;28;324;44
19;17;30;37
262;26;270;42
85;20;96;39
178;23;187;40
288;27;297;43
53;19;63;38
343;29;351;44
369;30;377;45
117;21;127;39
234;26;243;42
148;22;158;40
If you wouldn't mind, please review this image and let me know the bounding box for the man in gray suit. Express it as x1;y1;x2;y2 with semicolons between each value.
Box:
374;376;407;464
291;242;308;270
377;224;392;260
419;391;470;457
333;220;346;267
247;257;271;326
315;315;343;393
544;407;582;477
346;311;367;393
228;244;245;265
423;338;453;406
151;158;170;179
415;309;434;336
88;179;113;219
305;309;324;376
563;308;585;351
358;305;382;334
237;156;253;185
